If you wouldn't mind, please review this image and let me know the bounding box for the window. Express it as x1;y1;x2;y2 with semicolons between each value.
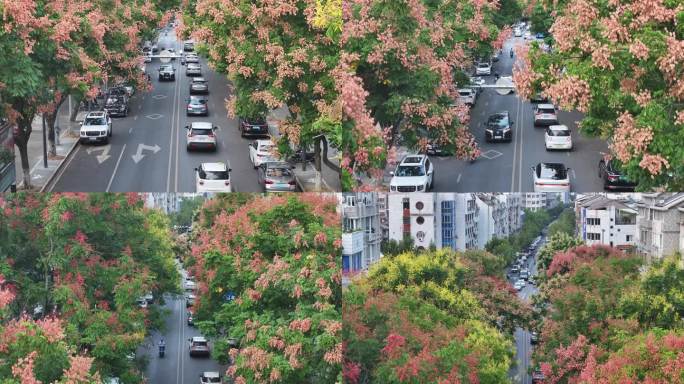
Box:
626;235;633;242
416;216;425;225
587;233;601;240
415;201;424;210
586;218;601;226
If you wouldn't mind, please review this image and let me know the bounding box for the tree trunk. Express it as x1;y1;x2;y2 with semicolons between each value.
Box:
46;96;66;157
14;121;33;189
70;95;83;122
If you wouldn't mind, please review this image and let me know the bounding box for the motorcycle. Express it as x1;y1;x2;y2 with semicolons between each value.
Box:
158;340;165;358
510;48;514;58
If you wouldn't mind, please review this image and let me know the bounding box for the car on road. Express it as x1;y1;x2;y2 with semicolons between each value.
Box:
249;139;278;168
239;117;270;138
514;28;522;37
186;63;202;76
389;154;434;192
188;336;210;357
165;47;176;60
183;41;194;52
532;162;571;192
514;280;525;290
544;124;572;150
533;103;559;126
484;111;513;142
151;44;159;53
529;92;549;103
598;158;637;191
185;280;196;291
143;292;154;304
104;95;129;117
189;77;209;94
185;121;218;151
457;88;477;106
532;370;545;383
520;270;529;280
182;53;199;65
195;162;232;193
136;297;147;308
187;311;194;326
158;64;176;81
475;61;492;76
79;111;112;144
530;331;539;344
200;372;221;384
186;95;208;116
257;161;297;192
186;293;196;308
144;52;152;63
511;265;519;274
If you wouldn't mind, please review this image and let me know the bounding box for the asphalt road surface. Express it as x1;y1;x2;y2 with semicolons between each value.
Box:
431;36;607;192
507;232;545;384
141;263;227;384
49;26;263;192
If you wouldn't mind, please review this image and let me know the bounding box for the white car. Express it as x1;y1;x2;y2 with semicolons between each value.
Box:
195;162;232;192
79;111;112;144
185;280;196;291
532;162;571;192
475;61;492;76
136;298;148;308
514;28;522;37
544;124;572;150
514;280;525;290
534;103;559;126
389;154;434;192
186;122;217;151
249;139;278;168
200;372;221;384
457;88;477;106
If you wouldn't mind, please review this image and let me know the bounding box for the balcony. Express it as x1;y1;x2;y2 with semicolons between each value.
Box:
639;220;652;229
344;205;375;219
365;231;383;243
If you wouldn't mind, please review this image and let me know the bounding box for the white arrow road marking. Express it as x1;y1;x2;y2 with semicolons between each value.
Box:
86;145;111;164
132;143;161;163
457;173;462;183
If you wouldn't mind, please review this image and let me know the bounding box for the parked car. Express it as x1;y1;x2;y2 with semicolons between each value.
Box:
484;111;513;142
529;92;549;103
389;154;434;192
514;280;525;290
143;292;154;304
533;103;558;126
144;52;152;63
457;88;477;106
186;63;202;76
185;280;196;291
535;32;546;39
514;28;522;37
188;336;210;357
544;124;572;150
531;331;539;344
186;293;196;308
475;61;492;76
199;372;221;384
195;162;232;193
79;111;112;144
239;118;270;138
136;298;147;308
158;64;176;81
186;95;208;116
189;77;209;94
249;139;278;168
257;161;296;192
104;95;129;117
532;162;571;192
598;158;637;191
425;140;453;156
187;311;194;326
532;370;545;383
185;121;217;151
511;265;520;274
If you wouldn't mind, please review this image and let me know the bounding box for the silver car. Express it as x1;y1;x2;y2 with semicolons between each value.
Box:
185;121;217;151
257;161;296;192
186;63;201;76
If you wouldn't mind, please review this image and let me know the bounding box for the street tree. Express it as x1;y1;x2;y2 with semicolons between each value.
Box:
536;232;584;272
188;194;342;383
515;0;684;190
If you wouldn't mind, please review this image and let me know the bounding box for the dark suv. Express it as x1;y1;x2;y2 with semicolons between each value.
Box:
598;158;637;191
238;118;269;138
104;95;129;117
485;112;513;142
158;65;176;81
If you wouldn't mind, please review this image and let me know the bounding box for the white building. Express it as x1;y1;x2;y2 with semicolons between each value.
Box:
576;195;637;251
476;193;508;249
387;193;479;251
506;193;523;234
523;193;547;211
635;193;684;261
341;193;383;273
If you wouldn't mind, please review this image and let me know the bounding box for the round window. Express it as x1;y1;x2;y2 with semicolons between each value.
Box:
415;201;424;210
416;216;425;225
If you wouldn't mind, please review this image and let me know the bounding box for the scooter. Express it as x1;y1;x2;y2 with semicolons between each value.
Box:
158;342;165;358
510;48;514;58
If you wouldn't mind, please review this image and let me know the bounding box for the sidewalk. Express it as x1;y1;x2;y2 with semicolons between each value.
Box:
14;100;82;191
266;106;341;192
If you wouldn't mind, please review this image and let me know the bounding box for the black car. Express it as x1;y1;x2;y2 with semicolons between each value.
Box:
158;65;176;81
598;158;637;191
239;118;269;137
189;77;209;94
530;331;539;344
484;112;513;142
104;95;128;117
183;41;194;52
186;96;208;116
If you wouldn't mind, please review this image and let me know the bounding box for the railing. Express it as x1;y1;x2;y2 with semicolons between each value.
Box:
0;160;16;192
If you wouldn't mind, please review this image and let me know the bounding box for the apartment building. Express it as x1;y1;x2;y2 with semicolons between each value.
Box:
143;193;196;214
476;193;509;249
576;195;637;251
506;193;523;235
450;193;479;251
523;193;547;211
341;193;383;273
635;193;684;261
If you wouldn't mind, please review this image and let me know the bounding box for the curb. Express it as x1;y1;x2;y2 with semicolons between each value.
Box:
39;137;80;192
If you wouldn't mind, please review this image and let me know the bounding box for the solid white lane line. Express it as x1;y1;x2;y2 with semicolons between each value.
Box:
167;65;178;192
511;96;520;192
129;127;133;134
457;173;462;183
46;145;81;192
174;59;182;193
518;96;525;192
106;143;126;192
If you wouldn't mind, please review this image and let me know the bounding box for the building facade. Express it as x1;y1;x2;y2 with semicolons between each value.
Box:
341;193;383;273
576;195;637;251
476;193;508;249
635;193;684;261
523;193;547;211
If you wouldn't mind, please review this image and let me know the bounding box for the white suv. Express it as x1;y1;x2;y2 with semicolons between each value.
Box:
80;111;112;144
389;154;434;192
457;88;477;106
185;122;217;151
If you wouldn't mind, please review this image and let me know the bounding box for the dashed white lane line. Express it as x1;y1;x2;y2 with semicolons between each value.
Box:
106;143;126;192
457;173;462;183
